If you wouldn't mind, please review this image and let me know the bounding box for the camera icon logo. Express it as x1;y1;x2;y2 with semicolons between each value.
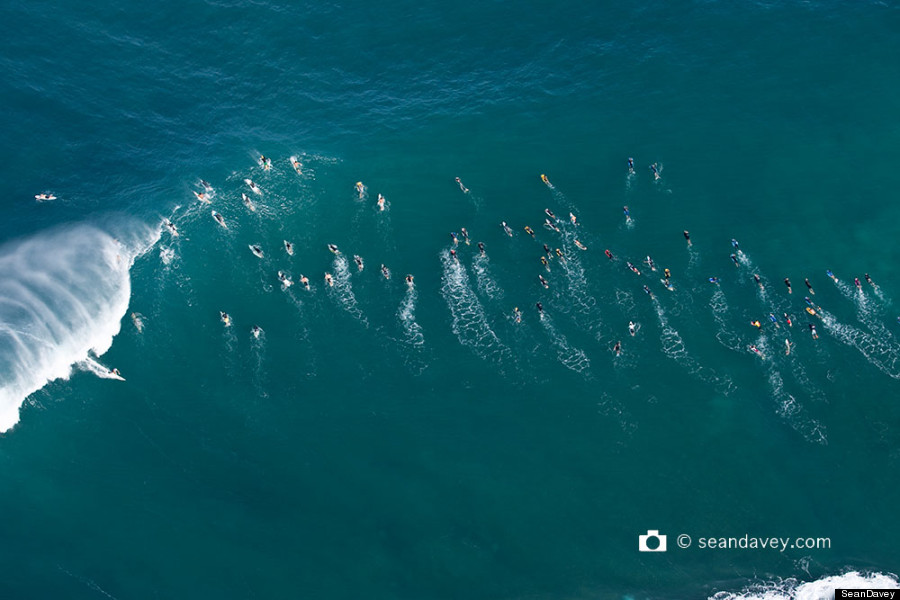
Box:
638;530;667;552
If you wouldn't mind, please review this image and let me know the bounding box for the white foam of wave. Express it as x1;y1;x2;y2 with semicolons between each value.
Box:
0;221;159;432
329;254;369;327
652;297;736;396
76;356;125;380
818;309;900;379
711;570;899;600
471;254;505;302
439;250;512;368
538;314;591;374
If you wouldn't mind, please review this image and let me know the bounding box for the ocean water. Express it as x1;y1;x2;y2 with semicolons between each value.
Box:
2;1;900;598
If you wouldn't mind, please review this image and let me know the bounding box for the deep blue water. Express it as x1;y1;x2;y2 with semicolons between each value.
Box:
2;1;900;598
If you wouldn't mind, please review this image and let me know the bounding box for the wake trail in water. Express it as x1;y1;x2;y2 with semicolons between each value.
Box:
471;254;505;303
329;254;369;328
0;221;159;431
538;314;591;375
709;287;744;352
439;250;513;371
751;333;827;445
652;297;736;396
553;230;604;340
397;286;430;374
833;279;897;344
818;308;900;379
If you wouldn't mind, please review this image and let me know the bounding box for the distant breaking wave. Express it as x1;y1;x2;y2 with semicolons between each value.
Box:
711;570;898;599
0;221;158;432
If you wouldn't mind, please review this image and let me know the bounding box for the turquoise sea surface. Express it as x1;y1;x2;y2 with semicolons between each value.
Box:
2;1;900;598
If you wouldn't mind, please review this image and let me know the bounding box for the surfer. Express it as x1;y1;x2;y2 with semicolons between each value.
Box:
569;213;577;225
376;194;385;211
450;232;459;246
809;324;818;340
785;339;792;355
627;157;635;173
749;344;763;358
629;321;636;336
450;249;458;261
643;285;653;296
111;368;123;378
212;211;226;228
354;255;364;271
35;193;56;201
524;225;535;237
768;313;779;328
544;218;560;232
259;155;271;170
284;240;294;255
605;249;614;260
194;191;210;203
163;219;179;237
753;273;763;288
355;182;365;197
545;208;556;220
539;275;549;289
731;238;739;249
709;277;720;284
242;193;256;212
664;268;671;281
277;271;293;287
501;221;513;237
750;320;762;329
854;277;862;290
324;273;334;287
541;174;551;187
300;275;310;289
327;244;339;254
200;179;213;191
244;178;261;195
626;261;641;275
784;278;792;294
826;269;837;281
649;163;660;180
380;264;390;280
249;244;264;258
478;242;486;255
406;274;414;287
252;325;262;339
683;230;691;246
455;177;469;193
555;248;565;262
613;341;622;357
461;228;470;244
131;312;144;333
783;313;793;327
543;244;552;256
730;253;739;267
540;256;549;270
574;240;587;251
865;273;874;286
513;307;522;324
805;278;815;294
220;311;231;326
291;157;302;173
